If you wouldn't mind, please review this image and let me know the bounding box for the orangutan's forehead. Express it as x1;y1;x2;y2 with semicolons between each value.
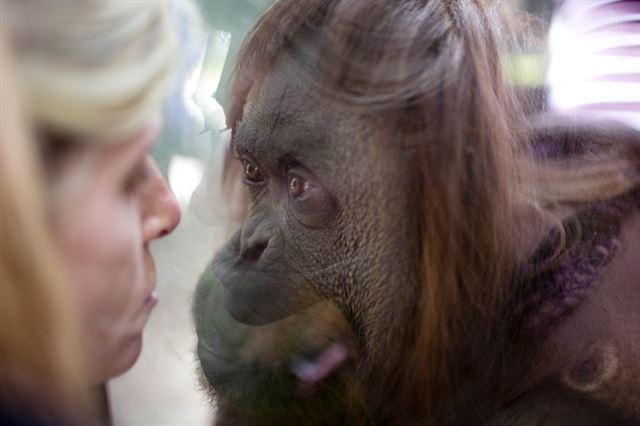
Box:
248;55;324;122
235;54;336;164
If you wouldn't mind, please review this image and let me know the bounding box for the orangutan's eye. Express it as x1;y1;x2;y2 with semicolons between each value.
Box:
287;172;314;200
284;167;335;228
242;159;265;185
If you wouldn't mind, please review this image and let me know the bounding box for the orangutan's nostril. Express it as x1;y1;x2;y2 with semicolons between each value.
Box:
241;239;268;262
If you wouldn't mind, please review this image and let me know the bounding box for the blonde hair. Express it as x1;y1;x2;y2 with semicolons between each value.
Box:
0;33;91;421
2;0;200;141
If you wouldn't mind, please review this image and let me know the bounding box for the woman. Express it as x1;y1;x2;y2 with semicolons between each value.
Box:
0;32;91;425
1;0;196;404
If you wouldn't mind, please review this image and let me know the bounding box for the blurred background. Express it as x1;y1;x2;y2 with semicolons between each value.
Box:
108;0;639;424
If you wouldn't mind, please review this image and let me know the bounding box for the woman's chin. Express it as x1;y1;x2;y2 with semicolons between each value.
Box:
91;334;144;383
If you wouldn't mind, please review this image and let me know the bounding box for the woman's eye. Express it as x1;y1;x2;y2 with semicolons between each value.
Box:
124;162;150;195
288;173;313;199
243;160;264;184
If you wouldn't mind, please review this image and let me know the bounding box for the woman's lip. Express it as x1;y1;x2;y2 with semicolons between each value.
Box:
144;290;159;307
144;252;158;307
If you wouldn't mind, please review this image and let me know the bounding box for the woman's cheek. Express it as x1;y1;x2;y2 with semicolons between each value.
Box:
98;207;145;312
69;195;142;331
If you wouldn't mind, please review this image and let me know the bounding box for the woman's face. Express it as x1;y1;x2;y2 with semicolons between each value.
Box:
53;119;181;382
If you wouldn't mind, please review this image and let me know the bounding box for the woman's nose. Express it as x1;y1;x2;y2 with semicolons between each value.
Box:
142;159;181;243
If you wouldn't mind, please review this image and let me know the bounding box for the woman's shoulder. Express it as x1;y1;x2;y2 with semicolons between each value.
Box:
0;403;77;426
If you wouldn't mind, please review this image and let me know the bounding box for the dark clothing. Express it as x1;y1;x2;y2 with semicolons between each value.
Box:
0;405;68;426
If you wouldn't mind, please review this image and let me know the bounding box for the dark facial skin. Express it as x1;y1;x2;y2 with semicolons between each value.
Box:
196;51;423;422
212;62;339;325
211;52;422;353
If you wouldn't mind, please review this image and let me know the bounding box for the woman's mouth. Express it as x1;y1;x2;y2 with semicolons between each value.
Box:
144;290;159;307
144;251;158;307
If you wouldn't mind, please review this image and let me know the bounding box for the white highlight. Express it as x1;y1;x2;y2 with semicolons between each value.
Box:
168;155;206;208
183;30;231;132
546;4;640;130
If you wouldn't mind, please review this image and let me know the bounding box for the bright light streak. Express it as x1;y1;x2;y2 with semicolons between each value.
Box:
183;30;231;132
168;155;206;209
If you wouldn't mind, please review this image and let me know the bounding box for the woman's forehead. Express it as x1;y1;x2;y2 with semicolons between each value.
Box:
69;117;161;181
95;114;163;148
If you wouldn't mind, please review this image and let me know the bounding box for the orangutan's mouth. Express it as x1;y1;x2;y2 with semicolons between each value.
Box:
290;341;351;394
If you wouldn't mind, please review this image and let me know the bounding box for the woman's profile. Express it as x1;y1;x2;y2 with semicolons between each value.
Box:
1;1;200;423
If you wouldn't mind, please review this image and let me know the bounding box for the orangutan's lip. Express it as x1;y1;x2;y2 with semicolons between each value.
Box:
196;339;238;375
